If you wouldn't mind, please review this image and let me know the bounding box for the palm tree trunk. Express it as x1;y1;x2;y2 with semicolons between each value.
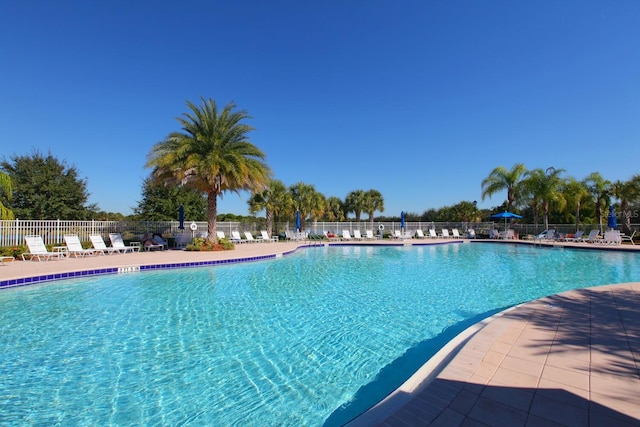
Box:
574;203;580;232
207;191;218;244
266;210;273;237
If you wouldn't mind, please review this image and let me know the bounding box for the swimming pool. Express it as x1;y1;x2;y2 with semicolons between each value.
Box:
0;243;638;426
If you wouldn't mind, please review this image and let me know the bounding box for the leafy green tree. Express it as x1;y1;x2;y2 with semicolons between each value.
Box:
248;179;292;236
481;163;527;212
0;171;13;219
584;172;612;233
146;98;271;244
362;189;384;225
134;176;207;221
345;189;366;221
1;151;96;219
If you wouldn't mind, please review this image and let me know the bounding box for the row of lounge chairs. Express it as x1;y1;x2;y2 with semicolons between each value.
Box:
216;230;279;244
534;229;635;245
21;233;141;261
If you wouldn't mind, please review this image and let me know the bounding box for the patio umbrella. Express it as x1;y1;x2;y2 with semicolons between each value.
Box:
178;205;185;230
607;205;617;229
400;211;406;231
295;210;301;232
490;211;523;231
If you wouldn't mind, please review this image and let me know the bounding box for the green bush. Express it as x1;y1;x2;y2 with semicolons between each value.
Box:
185;237;234;251
1;245;27;259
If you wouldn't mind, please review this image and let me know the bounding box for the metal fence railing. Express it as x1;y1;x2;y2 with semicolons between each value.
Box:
1;219;637;247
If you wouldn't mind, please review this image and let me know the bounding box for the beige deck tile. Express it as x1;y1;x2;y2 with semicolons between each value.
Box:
489;366;540;388
529;391;589;427
537;377;590;402
541;365;590;391
500;355;545;378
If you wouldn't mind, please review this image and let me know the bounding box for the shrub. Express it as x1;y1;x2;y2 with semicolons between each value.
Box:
0;245;27;259
185;237;234;251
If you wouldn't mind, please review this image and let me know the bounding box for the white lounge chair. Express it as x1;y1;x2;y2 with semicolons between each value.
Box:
244;231;260;243
451;229;462;239
260;230;278;242
231;231;245;244
621;231;635;245
440;229;451;238
353;230;363;240
90;234;122;254
216;231;226;240
581;230;601;243
22;235;59;261
415;229;426;239
562;230;584;242
466;229;476;239
109;233;140;253
500;229;515;240
64;234;97;257
342;230;353;240
365;230;375;239
428;229;438;239
173;233;191;248
603;230;621;245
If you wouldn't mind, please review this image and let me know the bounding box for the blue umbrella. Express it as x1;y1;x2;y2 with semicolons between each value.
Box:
607;205;617;229
178;205;185;230
491;211;522;231
400;211;406;231
295;211;301;232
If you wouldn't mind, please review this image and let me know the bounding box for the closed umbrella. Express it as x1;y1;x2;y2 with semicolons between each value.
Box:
178;205;185;230
490;211;523;232
400;211;406;231
607;205;617;229
295;211;301;232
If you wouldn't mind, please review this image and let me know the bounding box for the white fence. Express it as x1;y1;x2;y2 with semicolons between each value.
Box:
2;219;633;247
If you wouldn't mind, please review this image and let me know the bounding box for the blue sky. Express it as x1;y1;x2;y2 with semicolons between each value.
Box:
1;1;639;218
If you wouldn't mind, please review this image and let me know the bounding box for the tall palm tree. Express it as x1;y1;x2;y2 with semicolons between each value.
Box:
0;171;13;220
345;189;366;221
481;163;527;212
362;189;384;226
584;172;611;234
147;98;271;244
562;178;590;232
248;179;291;237
289;182;324;231
522;167;566;231
323;196;345;221
611;175;640;234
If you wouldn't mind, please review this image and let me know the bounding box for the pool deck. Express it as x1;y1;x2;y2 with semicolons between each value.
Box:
1;239;639;425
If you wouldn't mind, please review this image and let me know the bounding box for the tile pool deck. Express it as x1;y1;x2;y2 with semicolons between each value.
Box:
1;239;639;426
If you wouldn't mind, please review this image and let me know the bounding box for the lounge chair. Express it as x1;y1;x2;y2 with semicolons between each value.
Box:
90;234;122;254
534;229;556;243
244;231;260;243
581;230;601;243
109;233;140;253
365;230;375;239
342;230;353;240
216;231;226;240
415;229;426;239
465;229;476;239
260;230;278;242
1;256;15;265
603;230;621;245
489;229;500;239
353;230;363;240
231;231;245;244
173;232;191;248
64;234;97;257
428;229;438;239
440;229;451;238
621;230;635;245
562;230;584;242
22;235;59;261
451;229;462;239
500;229;515;240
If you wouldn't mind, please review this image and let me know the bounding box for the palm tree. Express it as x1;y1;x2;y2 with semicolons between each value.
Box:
522;167;566;231
0;171;13;220
562;178;590;232
584;172;612;234
323;197;345;221
611;175;640;234
289;182;324;231
345;189;366;221
146;98;271;245
481;163;527;212
362;189;384;226
248;179;291;237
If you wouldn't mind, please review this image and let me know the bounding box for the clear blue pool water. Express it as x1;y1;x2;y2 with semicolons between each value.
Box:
1;243;639;426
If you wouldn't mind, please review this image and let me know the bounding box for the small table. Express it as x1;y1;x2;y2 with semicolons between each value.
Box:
52;246;68;259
